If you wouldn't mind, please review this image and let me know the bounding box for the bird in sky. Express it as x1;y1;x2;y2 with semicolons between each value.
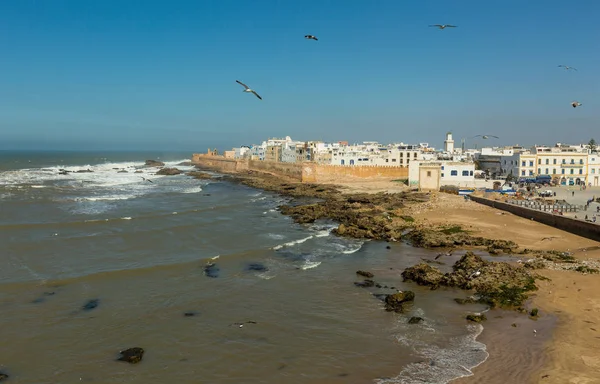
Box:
141;177;153;183
304;35;318;41
558;65;577;71
571;101;582;108
429;24;457;29
472;135;499;139
236;80;262;100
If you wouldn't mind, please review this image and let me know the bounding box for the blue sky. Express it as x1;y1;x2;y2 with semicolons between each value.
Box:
0;0;598;151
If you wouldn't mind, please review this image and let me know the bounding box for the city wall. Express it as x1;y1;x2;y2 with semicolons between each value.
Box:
469;195;600;242
191;154;409;183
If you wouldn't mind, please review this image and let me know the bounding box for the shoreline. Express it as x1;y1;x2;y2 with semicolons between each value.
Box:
193;165;600;384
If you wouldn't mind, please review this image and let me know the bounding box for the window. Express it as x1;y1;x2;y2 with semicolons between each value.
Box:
391;158;396;162
553;169;556;174
538;168;541;174
521;161;526;166
462;170;469;176
451;170;458;176
570;169;574;174
529;170;534;176
470;171;473;176
593;169;596;174
580;159;584;164
562;159;566;164
400;153;403;157
579;169;583;174
570;159;575;164
553;159;557;164
441;173;445;177
521;170;526;176
561;169;565;174
441;166;445;170
427;171;431;177
538;159;541;165
385;159;389;163
529;161;534;166
545;159;549;165
545;168;548;174
400;159;403;164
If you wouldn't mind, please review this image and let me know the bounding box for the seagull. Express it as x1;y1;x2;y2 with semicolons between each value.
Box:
469;270;481;279
558;65;577;71
235;80;262;100
141;177;153;183
472;135;499;139
429;24;457;29
304;35;318;41
571;101;582;108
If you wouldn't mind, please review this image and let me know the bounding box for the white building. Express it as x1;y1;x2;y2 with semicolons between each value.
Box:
444;132;455;153
409;160;476;187
233;146;251;159
588;152;600;186
249;142;266;160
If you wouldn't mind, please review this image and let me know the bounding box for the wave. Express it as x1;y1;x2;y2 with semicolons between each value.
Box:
300;261;321;270
377;323;489;384
272;235;314;250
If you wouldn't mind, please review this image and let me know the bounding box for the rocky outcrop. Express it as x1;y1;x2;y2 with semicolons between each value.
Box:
400;263;445;289
76;169;93;173
186;171;214;180
145;160;165;167
203;262;219;278
466;313;486;322
354;279;375;288
117;347;144;364
384;291;415;313
156;167;182;176
402;252;537;309
407;227;518;254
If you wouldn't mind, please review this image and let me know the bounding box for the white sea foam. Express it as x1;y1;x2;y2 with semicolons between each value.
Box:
300;261;321;270
377;324;488;384
272;235;314;250
342;244;363;254
120;217;133;220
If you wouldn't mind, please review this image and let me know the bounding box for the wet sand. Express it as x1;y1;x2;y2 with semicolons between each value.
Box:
408;192;600;384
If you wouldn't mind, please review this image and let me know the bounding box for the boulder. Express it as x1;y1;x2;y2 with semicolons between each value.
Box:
401;263;445;289
246;263;269;272
466;314;487;322
0;372;8;381
156;167;182;176
203;262;220;278
117;347;144;364
354;279;375;288
145;160;165;167
384;291;415;313
82;299;99;311
356;270;374;278
408;316;424;324
76;169;93;173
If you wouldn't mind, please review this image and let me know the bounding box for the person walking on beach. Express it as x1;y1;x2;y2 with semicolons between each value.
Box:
572;191;575;197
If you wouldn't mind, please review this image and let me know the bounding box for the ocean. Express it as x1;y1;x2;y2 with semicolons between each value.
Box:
0;151;492;384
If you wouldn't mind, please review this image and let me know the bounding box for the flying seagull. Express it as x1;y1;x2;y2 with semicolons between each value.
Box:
304;34;318;41
558;65;577;71
141;177;153;183
429;24;457;29
571;101;582;108
236;80;262;100
472;135;499;139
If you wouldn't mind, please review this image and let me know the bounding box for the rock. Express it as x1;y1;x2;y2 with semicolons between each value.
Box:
386;245;391;249
356;270;374;278
156;167;182;176
511;323;518;327
117;347;144;364
184;311;199;317
186;171;213;180
134;170;143;173
354;279;375;288
384;291;415;313
82;299;99;311
117;170;128;173
0;372;8;381
76;169;93;173
408;316;424;324
178;161;193;166
530;308;539;317
401;263;445;289
145;160;165;167
466;314;487;322
203;262;220;278
246;263;269;272
402;252;538;309
454;297;478;305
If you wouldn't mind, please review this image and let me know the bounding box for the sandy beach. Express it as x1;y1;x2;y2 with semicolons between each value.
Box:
403;192;600;384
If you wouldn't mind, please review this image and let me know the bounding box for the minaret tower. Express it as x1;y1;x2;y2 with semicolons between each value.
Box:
444;132;455;153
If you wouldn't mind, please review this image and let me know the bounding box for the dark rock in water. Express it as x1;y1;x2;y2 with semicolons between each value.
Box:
117;170;128;173
145;160;165;167
117;347;144;364
386;245;391;249
134;170;143;173
466;314;487;322
82;299;99;311
354;279;375;288
186;171;213;180
408;316;424;324
375;283;382;288
246;263;269;272
454;297;478;305
0;372;9;381
401;263;445;289
384;291;415;313
356;270;374;278
76;169;93;173
372;293;387;301
203;193;211;196
58;170;69;175
156;167;182;176
203;262;220;278
184;311;198;317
